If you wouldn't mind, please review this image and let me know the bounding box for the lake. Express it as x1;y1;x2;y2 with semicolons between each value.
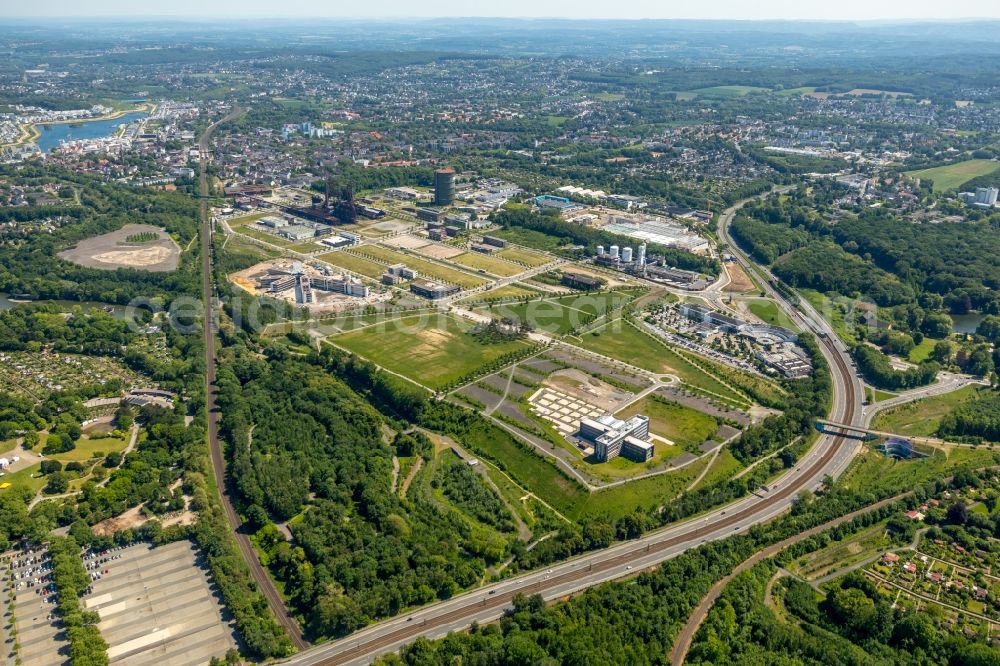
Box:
951;312;986;335
34;111;148;153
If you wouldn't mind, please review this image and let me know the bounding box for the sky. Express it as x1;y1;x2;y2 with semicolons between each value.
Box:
4;0;1000;20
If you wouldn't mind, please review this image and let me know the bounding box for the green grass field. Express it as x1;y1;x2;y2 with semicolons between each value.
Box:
449;251;525;277
459;283;542;303
490;227;569;254
593;92;625;102
616;396;718;451
840;445;997;496
775;86;818;96
317;251;392;279
907;337;944;364
498;247;551;267
446;414;590;519
331;314;532;390
227;212;271;227
905;159;1000;192
573;320;748;406
357;245;489;288
799;289;859;345
481;291;638;335
234;225;297;248
690;449;744;491
747;299;799;330
872;385;984;439
1;433;128;495
546;115;569;127
576;462;705;519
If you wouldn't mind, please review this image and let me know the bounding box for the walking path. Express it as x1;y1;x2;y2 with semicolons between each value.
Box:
28;422;140;510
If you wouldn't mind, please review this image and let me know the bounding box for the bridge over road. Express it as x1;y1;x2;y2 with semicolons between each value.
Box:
817;420;973;450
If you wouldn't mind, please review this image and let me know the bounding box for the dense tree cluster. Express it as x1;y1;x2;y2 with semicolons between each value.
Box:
440;454;517;533
0;165;200;305
0;304;135;355
939;389;1000;443
379;471;977;666
730;214;811;264
852;345;940;391
48;536;109;666
774;242;915;307
216;353;502;640
736;182;1000;317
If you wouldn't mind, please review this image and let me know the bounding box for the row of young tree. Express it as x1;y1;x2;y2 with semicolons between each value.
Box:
48;536;110;666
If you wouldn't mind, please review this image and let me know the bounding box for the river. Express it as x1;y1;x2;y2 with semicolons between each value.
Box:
34;111;148;153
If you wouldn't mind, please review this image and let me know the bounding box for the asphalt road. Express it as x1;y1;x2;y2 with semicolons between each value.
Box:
197;108;308;650
275;189;866;666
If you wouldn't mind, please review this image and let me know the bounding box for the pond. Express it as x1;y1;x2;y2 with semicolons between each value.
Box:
951;312;986;335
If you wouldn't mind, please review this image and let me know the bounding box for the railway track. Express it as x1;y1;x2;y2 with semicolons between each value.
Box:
198;109;308;651
287;321;859;665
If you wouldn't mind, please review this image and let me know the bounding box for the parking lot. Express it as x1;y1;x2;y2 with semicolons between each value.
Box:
2;546;68;666
82;541;237;666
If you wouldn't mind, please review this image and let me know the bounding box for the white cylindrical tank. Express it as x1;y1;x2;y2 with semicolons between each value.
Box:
596;245;604;256
622;247;633;262
609;245;619;259
638;243;647;266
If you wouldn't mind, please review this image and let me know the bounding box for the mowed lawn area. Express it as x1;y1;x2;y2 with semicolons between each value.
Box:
573;319;748;406
330;314;532;390
316;251;387;279
498;247;551;267
905;159;1000;192
449;251;525;277
460;283;542;303
480;291;639;335
747;299;798;330
616;395;718;451
355;245;489;288
872;385;983;438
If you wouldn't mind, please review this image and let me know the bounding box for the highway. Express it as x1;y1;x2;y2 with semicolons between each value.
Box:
197;108;308;650
275;189;867;666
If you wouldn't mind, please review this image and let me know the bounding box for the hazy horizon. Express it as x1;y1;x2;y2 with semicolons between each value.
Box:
4;0;1000;21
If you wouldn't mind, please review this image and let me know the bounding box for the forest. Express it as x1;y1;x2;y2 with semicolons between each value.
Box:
376;470;987;665
938;390;1000;443
736;182;1000;317
0;166;200;305
214;350;502;640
